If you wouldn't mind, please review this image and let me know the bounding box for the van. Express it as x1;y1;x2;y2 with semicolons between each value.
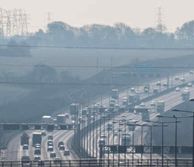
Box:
50;152;56;158
64;149;70;156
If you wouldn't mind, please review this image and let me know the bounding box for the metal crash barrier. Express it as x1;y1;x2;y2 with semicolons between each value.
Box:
0;159;192;167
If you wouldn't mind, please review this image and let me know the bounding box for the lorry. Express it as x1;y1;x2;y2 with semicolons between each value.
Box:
141;110;150;121
70;103;79;115
32;132;42;146
156;101;165;113
128;94;140;106
144;85;150;93
182;90;190;101
21;150;30;162
111;89;119;99
20;132;29;145
121;134;131;146
107;123;113;131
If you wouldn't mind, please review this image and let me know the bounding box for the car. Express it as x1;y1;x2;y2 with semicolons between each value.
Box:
139;103;145;107
47;146;53;152
23;144;29;150
153;88;159;94
64;149;70;156
58;141;64;148
175;87;180;92
113;130;118;136
34;155;41;161
48;135;53;140
47;140;53;147
150;101;156;107
34;148;41;155
130;87;135;92
118;160;128;166
156;81;161;86
100;135;106;139
144;87;149;93
180;77;185;82
184;87;189;91
41;131;46;136
54;157;61;164
190;70;194;74
102;146;110;153
188;82;192;87
175;76;180;81
59;145;65;151
50;152;56;158
35;144;41;149
163;82;168;87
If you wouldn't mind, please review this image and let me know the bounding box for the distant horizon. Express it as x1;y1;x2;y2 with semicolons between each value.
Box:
1;0;194;33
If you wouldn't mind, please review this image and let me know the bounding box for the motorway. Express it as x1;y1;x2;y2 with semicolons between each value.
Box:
5;70;194;162
81;71;194;162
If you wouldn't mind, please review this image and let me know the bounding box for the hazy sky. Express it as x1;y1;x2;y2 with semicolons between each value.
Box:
1;0;194;32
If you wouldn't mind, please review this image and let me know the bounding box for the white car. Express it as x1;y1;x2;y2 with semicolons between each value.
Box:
131;87;135;92
189;71;194;75
180;77;185;82
175;87;180;92
175;77;180;81
156;81;161;86
163;83;168;87
184;87;189;91
188;82;192;87
139;103;145;107
150;101;156;107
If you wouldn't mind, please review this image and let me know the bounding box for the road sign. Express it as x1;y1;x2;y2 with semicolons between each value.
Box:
104;145;193;154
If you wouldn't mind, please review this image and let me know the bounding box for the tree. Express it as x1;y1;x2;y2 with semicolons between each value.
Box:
176;20;194;44
29;64;57;82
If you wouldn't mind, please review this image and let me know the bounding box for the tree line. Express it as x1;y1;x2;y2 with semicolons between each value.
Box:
0;20;194;51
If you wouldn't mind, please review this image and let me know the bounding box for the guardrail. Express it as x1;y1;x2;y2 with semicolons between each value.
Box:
0;159;192;167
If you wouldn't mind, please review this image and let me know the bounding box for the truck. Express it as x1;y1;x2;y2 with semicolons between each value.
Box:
107;123;113;131
134;105;148;114
121;134;131;146
122;97;128;106
128;94;140;106
156;101;165;113
32;132;42;146
70;103;79;115
20;132;29;145
144;85;150;93
153;88;159;94
111;89;119;99
99;138;106;146
56;114;69;124
182;90;190;101
21;150;30;162
141;110;150;121
109;99;115;108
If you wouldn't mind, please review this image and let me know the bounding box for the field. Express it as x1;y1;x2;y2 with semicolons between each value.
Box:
0;48;192;110
0;48;192;79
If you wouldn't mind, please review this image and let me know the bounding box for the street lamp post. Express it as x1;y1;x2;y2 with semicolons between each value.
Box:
91;115;95;158
157;115;180;167
174;115;178;167
146;120;180;167
172;105;194;167
112;120;117;167
118;121;123;167
150;125;153;166
141;125;144;163
127;121;138;167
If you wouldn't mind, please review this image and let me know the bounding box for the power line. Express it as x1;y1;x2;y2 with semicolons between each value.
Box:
0;44;194;50
0;63;194;70
0;80;156;87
